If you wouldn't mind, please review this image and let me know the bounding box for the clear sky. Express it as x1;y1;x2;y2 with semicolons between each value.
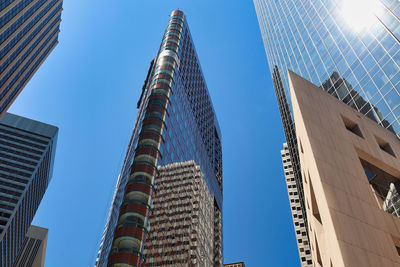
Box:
8;1;300;266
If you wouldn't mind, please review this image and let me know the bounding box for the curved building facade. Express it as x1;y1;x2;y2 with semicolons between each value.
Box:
95;10;222;267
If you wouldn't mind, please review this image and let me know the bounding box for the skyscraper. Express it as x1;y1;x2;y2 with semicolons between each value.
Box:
0;112;58;267
0;0;63;117
254;0;400;262
95;10;223;267
281;143;312;266
13;225;48;267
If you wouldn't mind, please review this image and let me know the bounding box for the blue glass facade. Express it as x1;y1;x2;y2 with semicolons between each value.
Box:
0;113;58;267
254;0;400;135
96;10;222;267
0;0;63;117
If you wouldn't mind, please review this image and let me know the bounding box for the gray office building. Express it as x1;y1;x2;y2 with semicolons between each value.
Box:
0;0;63;117
0;113;57;267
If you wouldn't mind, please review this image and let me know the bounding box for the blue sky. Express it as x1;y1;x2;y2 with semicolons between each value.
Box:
9;1;300;266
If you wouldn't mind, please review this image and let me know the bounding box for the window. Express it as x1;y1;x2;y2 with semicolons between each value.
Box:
315;236;323;266
375;135;396;157
392;235;400;256
310;179;322;224
360;158;400;216
341;115;363;138
299;139;304;153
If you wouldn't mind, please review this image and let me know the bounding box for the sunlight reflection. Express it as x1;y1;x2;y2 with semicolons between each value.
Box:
341;0;382;31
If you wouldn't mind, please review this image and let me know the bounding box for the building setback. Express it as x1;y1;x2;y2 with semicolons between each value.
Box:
95;10;223;267
253;0;400;262
0;113;58;267
281;143;312;266
0;0;63;117
13;225;48;267
144;161;214;266
289;70;400;266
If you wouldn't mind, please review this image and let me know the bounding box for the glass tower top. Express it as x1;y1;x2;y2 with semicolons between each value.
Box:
254;0;400;136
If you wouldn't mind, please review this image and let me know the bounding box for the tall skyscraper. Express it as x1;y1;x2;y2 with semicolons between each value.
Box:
288;70;400;266
254;0;400;262
0;113;58;267
13;225;48;267
0;0;63;117
95;10;223;267
281;143;312;266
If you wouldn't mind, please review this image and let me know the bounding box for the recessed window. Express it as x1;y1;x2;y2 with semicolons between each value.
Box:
396;246;400;256
360;158;400;216
315;236;323;266
341;115;363;138
299;139;304;153
392;235;400;256
310;179;322;224
375;135;396;157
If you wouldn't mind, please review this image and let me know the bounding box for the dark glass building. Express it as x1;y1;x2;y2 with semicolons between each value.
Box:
0;0;63;117
95;10;223;267
0;113;58;267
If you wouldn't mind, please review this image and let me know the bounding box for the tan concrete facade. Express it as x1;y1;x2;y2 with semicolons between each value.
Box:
289;70;400;267
14;225;48;267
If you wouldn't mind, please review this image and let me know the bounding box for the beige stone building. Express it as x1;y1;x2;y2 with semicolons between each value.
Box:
289;69;400;267
13;225;48;267
281;143;313;266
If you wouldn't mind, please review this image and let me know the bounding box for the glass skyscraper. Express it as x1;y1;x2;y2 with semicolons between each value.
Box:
95;10;223;267
254;0;400;134
254;0;400;264
0;0;63;117
0;112;58;267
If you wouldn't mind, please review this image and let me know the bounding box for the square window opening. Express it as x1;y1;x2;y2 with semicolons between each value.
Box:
360;158;400;218
375;135;396;157
341;115;363;138
391;235;400;256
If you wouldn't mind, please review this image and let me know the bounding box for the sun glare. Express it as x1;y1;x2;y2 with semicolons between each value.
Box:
341;0;382;31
